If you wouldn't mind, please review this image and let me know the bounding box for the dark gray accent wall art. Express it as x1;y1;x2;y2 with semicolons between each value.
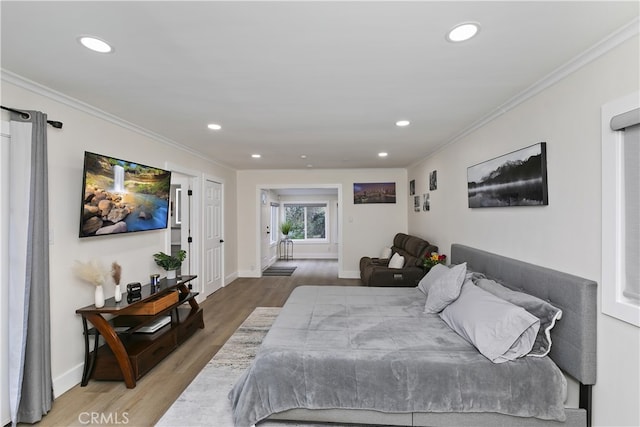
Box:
467;142;548;208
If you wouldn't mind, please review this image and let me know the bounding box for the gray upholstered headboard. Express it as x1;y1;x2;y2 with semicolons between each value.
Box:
451;244;597;386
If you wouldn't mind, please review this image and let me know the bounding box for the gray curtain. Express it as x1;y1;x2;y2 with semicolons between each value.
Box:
10;110;53;424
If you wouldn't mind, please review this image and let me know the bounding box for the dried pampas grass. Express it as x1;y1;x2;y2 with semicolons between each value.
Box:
111;262;122;285
73;259;109;286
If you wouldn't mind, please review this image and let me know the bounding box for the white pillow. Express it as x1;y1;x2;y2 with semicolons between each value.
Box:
475;278;562;357
423;263;467;313
380;247;392;259
440;281;540;363
417;263;449;295
388;252;405;269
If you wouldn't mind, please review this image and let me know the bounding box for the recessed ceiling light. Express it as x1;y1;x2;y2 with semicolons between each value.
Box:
446;22;480;42
251;154;261;158
78;36;113;53
396;120;410;127
207;123;222;130
300;155;307;159
378;152;388;157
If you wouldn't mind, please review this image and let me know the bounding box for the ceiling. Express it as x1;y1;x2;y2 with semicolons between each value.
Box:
1;1;638;170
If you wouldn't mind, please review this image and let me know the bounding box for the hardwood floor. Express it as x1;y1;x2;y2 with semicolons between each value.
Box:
33;259;361;427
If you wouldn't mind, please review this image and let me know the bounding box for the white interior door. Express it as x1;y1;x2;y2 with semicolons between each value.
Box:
203;178;223;296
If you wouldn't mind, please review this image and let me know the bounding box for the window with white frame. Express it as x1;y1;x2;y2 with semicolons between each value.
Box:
283;202;327;241
602;92;640;327
270;203;279;245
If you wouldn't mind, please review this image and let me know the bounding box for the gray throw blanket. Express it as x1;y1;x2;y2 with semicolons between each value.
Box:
229;286;567;426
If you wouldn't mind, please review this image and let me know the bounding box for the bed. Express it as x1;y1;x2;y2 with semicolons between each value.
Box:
230;244;597;426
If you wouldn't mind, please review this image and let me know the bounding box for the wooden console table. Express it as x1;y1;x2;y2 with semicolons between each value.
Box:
76;275;203;388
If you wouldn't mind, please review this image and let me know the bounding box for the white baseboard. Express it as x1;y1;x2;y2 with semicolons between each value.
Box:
340;270;360;279
53;363;83;398
289;253;338;259
224;271;238;286
238;270;261;278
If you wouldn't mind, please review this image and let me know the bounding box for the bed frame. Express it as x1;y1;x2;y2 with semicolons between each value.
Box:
267;244;597;427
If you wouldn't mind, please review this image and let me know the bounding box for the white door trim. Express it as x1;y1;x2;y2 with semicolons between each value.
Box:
165;162;201;298
254;183;343;277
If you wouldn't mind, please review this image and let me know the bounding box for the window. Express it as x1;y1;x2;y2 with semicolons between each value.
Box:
602;92;640;327
270;203;279;245
284;203;327;240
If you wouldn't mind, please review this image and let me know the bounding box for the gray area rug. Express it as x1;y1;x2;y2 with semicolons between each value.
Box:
156;307;328;427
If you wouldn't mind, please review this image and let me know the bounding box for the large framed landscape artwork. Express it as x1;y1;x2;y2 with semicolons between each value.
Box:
467;142;548;208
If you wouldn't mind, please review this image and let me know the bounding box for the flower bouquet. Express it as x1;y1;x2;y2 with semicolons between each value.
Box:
423;252;447;269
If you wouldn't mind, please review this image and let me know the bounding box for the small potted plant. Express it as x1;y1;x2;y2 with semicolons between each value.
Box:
153;250;187;280
280;220;292;239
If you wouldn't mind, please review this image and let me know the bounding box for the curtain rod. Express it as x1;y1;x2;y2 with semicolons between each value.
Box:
1;105;63;129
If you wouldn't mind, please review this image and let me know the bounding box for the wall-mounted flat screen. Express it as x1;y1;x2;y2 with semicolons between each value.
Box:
79;151;171;237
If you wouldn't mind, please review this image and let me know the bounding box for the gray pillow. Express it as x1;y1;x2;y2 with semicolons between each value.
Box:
440;281;540;363
423;263;467;313
475;278;563;357
417;263;449;295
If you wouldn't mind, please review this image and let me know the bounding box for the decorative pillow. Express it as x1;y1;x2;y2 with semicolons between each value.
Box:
475;278;563;357
423;262;467;313
417;263;449;295
440;281;540;363
380;247;392;259
388;252;405;269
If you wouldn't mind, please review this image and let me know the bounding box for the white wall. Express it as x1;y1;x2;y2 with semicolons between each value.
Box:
0;81;238;397
237;169;410;278
408;36;640;426
0;123;11;425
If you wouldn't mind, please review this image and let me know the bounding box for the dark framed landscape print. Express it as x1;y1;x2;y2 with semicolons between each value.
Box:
353;182;396;204
467;142;548;208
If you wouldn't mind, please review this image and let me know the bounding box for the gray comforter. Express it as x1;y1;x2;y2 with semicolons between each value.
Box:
229;286;567;426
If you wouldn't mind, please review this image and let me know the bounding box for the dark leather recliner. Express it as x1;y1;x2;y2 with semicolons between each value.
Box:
359;233;438;287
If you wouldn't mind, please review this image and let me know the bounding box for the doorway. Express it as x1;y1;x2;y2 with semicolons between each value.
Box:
170;174;191;278
166;164;201;298
257;185;342;277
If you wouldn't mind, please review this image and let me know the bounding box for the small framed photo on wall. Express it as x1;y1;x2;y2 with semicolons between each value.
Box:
429;170;437;191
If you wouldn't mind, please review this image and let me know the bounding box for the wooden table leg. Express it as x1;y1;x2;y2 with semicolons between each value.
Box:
178;283;199;311
84;312;137;388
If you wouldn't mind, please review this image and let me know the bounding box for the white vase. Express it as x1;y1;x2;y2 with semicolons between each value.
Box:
95;285;105;308
166;269;177;280
114;284;122;303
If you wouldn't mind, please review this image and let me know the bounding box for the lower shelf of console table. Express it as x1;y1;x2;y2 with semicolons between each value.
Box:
77;275;203;388
91;307;203;382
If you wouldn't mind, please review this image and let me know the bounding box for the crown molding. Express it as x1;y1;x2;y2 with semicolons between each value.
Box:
411;17;640;169
0;69;234;171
